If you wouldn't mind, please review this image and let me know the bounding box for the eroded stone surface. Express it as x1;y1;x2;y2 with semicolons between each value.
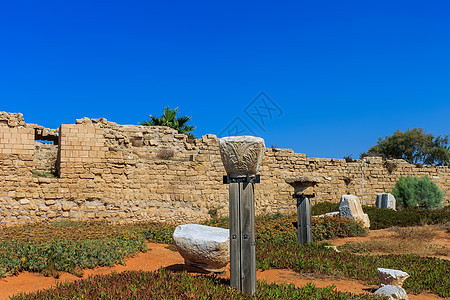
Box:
339;195;370;228
373;285;409;300
375;193;396;210
285;176;323;195
173;224;230;272
219;136;265;176
377;268;410;287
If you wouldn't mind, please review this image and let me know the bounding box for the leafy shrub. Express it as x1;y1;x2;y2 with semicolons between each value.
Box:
312;216;367;241
392;175;444;209
205;213;367;244
312;201;339;215
363;205;450;229
11;269;381;300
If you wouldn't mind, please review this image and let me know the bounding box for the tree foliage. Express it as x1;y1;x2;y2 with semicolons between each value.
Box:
139;106;196;138
392;175;444;210
367;128;450;166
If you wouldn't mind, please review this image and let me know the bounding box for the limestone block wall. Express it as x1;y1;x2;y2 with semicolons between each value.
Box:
33;142;58;174
0;111;448;225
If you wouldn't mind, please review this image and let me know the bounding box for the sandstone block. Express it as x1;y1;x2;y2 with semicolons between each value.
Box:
173;224;229;272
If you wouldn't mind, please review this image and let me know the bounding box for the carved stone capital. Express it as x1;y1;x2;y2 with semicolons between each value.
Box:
219;136;265;176
285;175;323;195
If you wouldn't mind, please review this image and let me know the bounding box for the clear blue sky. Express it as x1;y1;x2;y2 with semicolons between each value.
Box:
1;1;449;159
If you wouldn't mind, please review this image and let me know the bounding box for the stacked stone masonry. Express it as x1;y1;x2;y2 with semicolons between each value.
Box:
0;112;448;225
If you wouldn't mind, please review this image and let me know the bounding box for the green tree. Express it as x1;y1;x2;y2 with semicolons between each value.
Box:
139;106;196;138
367;128;449;166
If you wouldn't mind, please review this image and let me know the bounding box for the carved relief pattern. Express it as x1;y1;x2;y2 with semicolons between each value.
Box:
219;137;265;175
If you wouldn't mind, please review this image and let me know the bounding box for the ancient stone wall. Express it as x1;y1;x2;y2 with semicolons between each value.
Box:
0;112;448;225
33;142;58;174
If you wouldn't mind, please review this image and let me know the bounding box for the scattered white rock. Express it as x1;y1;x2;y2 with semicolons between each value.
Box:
324;245;340;253
338;195;370;228
374;285;408;300
377;268;410;287
315;211;339;218
173;224;230;272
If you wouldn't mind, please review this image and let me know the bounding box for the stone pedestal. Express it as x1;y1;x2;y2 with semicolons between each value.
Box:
219;136;264;295
285;176;322;245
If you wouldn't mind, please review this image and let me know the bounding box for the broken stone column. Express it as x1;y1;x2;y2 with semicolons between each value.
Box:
375;193;396;210
285;176;322;245
219;135;265;295
339;195;370;228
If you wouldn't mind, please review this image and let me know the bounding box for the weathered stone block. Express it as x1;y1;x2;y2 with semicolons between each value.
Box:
339;195;370;228
373;285;408;300
375;193;396;210
173;224;229;272
377;268;409;287
219;136;265;176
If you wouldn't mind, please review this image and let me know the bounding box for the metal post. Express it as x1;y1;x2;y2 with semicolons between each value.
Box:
295;193;312;245
226;175;258;295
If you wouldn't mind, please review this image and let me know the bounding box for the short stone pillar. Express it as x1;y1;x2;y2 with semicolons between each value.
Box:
219;136;265;295
285;176;322;245
375;193;396;210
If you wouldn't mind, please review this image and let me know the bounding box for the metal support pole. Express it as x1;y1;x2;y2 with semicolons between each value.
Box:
295;193;313;245
226;175;258;295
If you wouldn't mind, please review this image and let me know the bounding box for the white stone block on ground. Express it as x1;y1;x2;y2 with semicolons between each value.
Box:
377;268;410;287
338;195;370;228
315;211;339;218
376;193;396;210
374;285;408;300
173;224;230;272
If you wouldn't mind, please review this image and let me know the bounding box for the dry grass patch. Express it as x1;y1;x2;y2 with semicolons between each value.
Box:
339;224;450;258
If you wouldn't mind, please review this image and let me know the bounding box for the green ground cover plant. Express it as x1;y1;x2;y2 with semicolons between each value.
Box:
11;269;382;300
2;212;449;297
256;242;449;297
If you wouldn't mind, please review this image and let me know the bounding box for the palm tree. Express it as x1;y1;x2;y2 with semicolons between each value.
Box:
139;106;196;138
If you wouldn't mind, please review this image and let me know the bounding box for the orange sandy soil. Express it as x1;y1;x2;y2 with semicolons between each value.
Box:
0;240;444;300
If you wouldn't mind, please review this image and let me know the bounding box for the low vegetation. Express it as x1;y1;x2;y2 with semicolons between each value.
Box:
339;225;449;257
206;213;367;243
2;210;449;298
11;269;381;300
363;206;450;230
311;201;450;230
